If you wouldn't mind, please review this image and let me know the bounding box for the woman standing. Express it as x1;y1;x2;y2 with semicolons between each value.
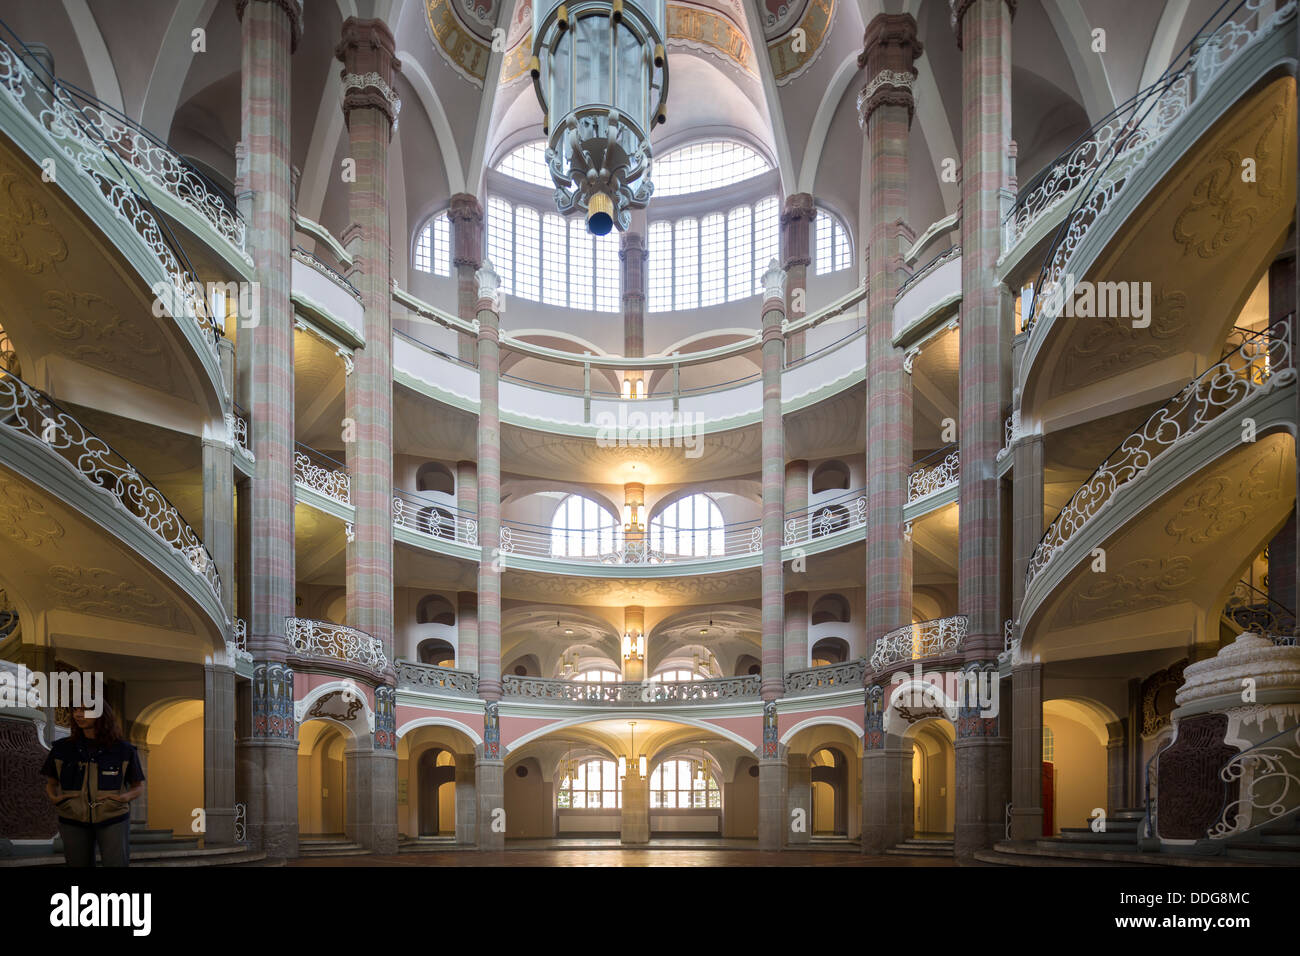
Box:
41;702;146;867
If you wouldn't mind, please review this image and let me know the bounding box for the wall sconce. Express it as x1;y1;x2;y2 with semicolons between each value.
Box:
622;503;644;532
617;755;627;778
621;630;645;661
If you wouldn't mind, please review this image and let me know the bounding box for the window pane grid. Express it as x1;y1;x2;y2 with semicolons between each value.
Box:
752;197;778;295
432;214;451;276
649;759;720;809
674;218;698;310
654;141;770;196
497;141;552;187
568;220;594;310
700;214;726;307
726;206;751;302
487;198;514;295
542;214;568;307
594;232;619;312
514;207;541;301
414;223;432;273
648;221;673;312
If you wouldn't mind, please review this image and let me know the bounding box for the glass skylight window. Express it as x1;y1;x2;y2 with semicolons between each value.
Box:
495;141;552;187
654;141;771;196
413;212;450;276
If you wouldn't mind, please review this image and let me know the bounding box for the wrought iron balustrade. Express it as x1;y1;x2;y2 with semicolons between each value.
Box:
502;674;760;704
870;616;968;671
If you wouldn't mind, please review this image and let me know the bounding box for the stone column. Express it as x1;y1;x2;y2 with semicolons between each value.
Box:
1008;661;1042;839
860;13;920;655
781;195;815;363
475;265;505;850
784;591;808;674
455;753;477;844
861;685;913;853
234;0;302;861
456;459;479;673
759;262;787;850
206;338;237;622
621;765;650;844
457;591;478;674
953;0;1016;862
338;17;398;657
786;752;811;845
450;193;483;363
203;662;237;845
1105;721;1126;814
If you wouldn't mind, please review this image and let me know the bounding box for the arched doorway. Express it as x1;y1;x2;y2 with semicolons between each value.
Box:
908;720;955;837
810;747;848;835
298;719;348;837
1042;699;1112;835
417;748;456;836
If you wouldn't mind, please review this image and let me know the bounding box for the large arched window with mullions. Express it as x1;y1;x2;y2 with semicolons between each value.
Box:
650;759;721;808
550;494;622;557
650;493;725;557
557;758;622;809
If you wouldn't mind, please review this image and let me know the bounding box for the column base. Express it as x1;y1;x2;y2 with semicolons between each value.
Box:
237;738;300;860
476;758;505;850
758;759;787;851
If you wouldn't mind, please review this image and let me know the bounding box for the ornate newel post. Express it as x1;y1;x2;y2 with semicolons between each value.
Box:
475;262;505;850
1156;633;1300;844
234;0;303;860
952;0;1015;861
759;259;787;851
858;11;923;857
450;193;484;362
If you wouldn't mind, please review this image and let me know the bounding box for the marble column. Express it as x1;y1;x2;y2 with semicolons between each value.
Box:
759;263;787;850
860;13;920;653
338;17;398;658
475;264;505;849
620;766;650;844
203;662;237;845
456;459;479;672
786;752;811;846
784;590;809;674
1105;721;1127;814
1009;661;1042;839
234;0;302;860
622;229;647;359
455;753;477;844
953;0;1016;862
450;193;483;363
206;337;237;623
861;685;913;852
781;195;815;363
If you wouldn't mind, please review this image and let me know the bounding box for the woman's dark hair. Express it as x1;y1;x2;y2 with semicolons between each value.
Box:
69;699;123;747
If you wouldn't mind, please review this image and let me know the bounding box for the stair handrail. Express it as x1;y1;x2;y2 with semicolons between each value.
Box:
1208;723;1300;839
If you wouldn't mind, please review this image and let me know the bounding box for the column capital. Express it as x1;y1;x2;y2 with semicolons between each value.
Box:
335;17;402;135
448;193;484;268
780;193;816;269
950;0;1017;50
857;13;923;128
236;0;304;52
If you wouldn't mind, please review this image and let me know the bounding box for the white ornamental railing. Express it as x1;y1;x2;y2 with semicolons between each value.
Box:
294;447;350;505
394;660;479;696
1208;724;1300;839
908;448;959;503
1026;322;1292;589
0;39;222;359
870;615;968;671
1021;0;1296;331
226;410;254;462
999;408;1021;460
286;617;388;672
783;491;868;545
497;521;764;564
784;660;868;695
0;370;225;611
502;674;760;704
392;493;477;545
231;619;252;663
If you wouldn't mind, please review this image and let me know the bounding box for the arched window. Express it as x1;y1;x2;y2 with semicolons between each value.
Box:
415;461;455;494
416;594;456;625
650;493;725;557
1043;725;1055;763
649;668;703;682
417;639;456;667
813;208;852;275
650;759;720;808
414;211;451;276
811;637;849;667
653;141;771;196
550;494;622;557
558;758;622;808
485;196;619;310
811;593;850;625
648;196;780;311
573;669;621;682
495;141;552;187
811;460;851;493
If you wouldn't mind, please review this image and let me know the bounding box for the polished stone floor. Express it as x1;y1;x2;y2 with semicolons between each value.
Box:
287;848;956;867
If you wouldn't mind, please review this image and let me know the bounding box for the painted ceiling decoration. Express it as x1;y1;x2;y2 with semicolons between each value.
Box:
425;0;493;88
762;0;811;40
500;1;756;88
767;0;834;86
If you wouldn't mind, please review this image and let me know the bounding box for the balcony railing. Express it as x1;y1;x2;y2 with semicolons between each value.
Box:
870;616;968;671
394;660;479;696
294;443;350;506
1026;321;1292;590
498;520;761;564
784;660;868;695
226;408;254;463
783;489;868;544
502;674;761;704
0;370;224;611
293;245;362;301
286;617;388;673
1223;579;1297;642
908;446;959;503
0;25;222;360
231;619;252;663
392;490;477;545
1021;0;1295;333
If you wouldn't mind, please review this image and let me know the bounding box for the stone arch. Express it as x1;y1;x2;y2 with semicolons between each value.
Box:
811;460;850;493
811;593;851;624
416;461;455;495
416;594;456;625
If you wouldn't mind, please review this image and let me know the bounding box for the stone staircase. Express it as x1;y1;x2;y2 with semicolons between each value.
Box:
298;835;370;858
398;834;459;852
883;835;953;858
0;824;263;867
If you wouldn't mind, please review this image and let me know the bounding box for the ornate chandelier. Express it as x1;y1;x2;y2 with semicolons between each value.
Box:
529;0;669;235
